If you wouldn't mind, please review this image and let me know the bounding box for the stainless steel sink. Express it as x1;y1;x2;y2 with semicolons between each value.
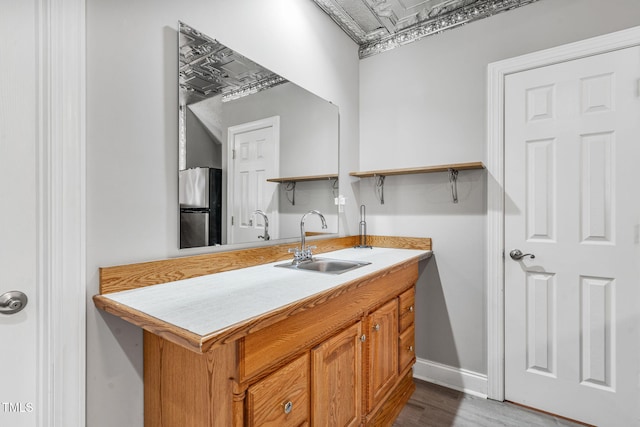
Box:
276;257;371;274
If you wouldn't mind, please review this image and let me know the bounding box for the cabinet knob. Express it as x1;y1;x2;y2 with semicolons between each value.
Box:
373;323;380;331
360;334;366;342
408;305;414;313
408;345;414;353
283;400;293;414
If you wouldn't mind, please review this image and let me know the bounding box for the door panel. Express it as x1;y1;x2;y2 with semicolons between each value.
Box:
504;46;640;426
0;3;38;426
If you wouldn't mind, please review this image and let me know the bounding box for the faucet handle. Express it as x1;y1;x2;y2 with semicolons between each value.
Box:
304;246;317;259
288;247;305;263
288;247;303;258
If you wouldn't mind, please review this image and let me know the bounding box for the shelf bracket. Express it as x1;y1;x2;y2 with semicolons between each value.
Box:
448;168;459;203
375;174;385;205
284;181;296;205
331;177;339;198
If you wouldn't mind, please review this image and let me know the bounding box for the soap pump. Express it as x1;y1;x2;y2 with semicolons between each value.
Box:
355;204;372;249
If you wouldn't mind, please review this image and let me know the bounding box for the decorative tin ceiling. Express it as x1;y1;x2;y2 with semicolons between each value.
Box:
311;0;540;58
179;22;286;105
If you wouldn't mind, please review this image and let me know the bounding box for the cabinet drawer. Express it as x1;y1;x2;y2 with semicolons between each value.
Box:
399;324;415;373
246;354;310;427
398;287;415;332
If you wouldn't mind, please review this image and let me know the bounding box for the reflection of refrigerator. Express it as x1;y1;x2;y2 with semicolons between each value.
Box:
179;167;222;248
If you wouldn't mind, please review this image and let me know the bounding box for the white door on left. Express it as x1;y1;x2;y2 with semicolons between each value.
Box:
0;2;39;426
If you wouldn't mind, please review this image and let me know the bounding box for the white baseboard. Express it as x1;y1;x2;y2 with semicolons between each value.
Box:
413;358;488;399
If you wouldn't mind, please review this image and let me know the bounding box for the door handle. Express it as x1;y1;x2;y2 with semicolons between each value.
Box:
510;249;535;260
0;291;28;315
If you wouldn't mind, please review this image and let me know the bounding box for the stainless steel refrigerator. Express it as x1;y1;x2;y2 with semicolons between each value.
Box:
179;167;222;248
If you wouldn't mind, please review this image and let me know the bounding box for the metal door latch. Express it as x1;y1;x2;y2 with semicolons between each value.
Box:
0;291;28;315
509;249;535;260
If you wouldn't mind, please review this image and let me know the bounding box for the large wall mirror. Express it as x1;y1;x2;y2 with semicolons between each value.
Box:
178;22;339;249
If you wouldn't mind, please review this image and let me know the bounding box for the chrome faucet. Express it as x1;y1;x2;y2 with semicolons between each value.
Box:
253;210;270;241
289;210;327;263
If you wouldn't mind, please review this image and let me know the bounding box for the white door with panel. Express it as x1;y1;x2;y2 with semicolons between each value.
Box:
227;117;279;244
504;46;640;426
0;3;39;426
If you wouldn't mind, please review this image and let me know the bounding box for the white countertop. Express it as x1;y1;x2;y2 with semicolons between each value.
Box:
102;247;432;337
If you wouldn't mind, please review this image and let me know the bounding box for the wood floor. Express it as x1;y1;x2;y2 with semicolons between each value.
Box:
393;380;584;427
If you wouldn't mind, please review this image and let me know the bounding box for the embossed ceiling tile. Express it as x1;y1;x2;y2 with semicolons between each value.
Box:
334;0;384;33
396;0;479;30
179;22;286;103
311;0;540;58
313;0;382;42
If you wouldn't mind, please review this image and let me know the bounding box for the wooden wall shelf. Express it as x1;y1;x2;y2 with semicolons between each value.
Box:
349;162;484;178
266;173;338;183
267;174;339;205
349;162;485;204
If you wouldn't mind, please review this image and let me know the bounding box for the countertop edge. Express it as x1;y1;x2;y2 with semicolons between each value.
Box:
93;294;205;353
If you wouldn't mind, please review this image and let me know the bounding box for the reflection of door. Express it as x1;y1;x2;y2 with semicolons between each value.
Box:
504;46;640;426
227;117;279;244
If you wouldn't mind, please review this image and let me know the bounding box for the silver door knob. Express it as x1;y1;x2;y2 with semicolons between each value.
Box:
0;291;28;315
510;249;535;260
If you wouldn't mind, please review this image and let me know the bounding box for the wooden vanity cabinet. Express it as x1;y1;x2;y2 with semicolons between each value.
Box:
94;236;432;427
142;261;419;427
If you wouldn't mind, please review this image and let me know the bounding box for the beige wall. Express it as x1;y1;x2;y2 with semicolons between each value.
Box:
86;1;358;425
359;0;640;379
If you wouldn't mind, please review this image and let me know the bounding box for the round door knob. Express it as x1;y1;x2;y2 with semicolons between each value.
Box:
0;291;28;315
373;323;380;331
283;400;293;414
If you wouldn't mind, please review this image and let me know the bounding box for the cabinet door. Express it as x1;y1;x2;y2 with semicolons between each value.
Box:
246;353;309;427
366;299;399;412
311;322;362;427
